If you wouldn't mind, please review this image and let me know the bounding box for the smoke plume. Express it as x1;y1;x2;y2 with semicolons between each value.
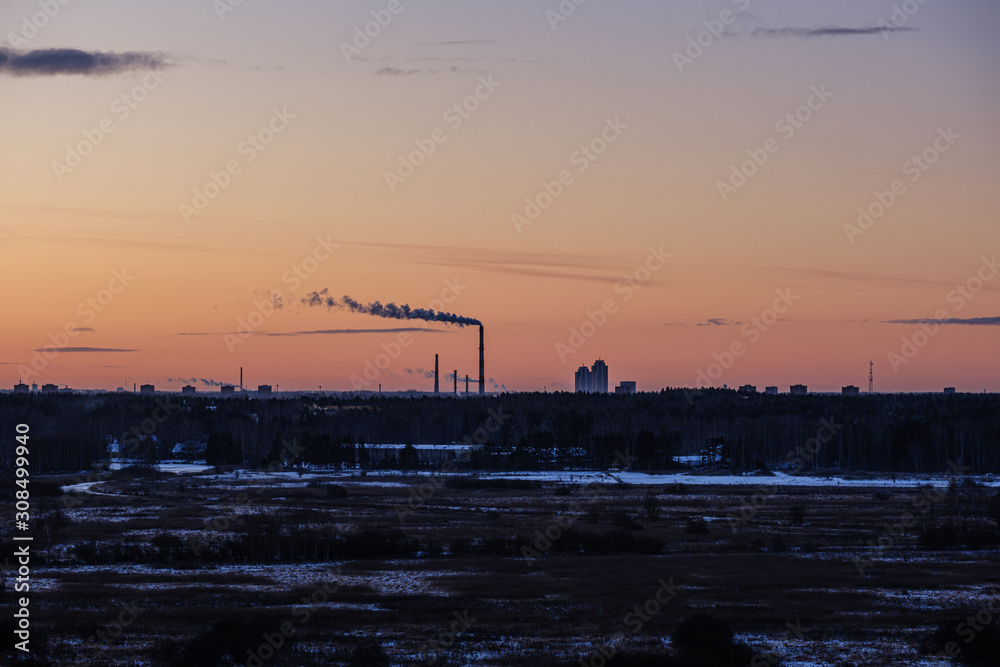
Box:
302;290;481;327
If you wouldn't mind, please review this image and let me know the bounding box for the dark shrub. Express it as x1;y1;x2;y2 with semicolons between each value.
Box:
672;615;775;667
349;639;390;667
922;614;1000;666
789;505;805;525
325;484;349;498
685;518;709;534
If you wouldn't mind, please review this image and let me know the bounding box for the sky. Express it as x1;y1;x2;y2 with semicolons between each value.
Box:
1;0;999;393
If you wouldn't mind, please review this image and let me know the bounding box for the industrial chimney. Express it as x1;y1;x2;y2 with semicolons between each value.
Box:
453;370;458;395
434;354;439;394
479;325;485;396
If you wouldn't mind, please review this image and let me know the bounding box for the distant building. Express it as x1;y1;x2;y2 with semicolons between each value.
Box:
140;384;155;395
591;359;609;394
257;385;273;396
181;385;197;396
765;386;778;395
575;359;609;393
220;385;236;396
42;383;59;394
738;384;757;394
615;381;637;395
14;383;28;393
790;384;808;395
842;385;860;396
943;387;957;395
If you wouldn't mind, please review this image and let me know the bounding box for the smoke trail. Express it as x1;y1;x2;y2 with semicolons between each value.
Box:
302;290;481;327
169;377;230;387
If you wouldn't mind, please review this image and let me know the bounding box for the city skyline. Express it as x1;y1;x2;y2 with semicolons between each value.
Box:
2;0;1000;393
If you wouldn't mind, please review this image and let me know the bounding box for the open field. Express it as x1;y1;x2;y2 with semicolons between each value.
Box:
3;465;999;666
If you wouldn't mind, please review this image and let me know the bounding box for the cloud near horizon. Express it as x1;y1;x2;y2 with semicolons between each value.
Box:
745;25;915;38
0;48;169;77
32;347;136;353
885;316;1000;326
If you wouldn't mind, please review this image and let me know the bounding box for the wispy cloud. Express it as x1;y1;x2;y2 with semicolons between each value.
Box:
0;48;170;77
375;65;487;76
885;316;1000;326
413;40;498;46
33;347;136;353
697;318;742;327
70;326;95;333
746;25;915;38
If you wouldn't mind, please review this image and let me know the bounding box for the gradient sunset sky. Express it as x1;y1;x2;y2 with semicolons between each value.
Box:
2;0;999;393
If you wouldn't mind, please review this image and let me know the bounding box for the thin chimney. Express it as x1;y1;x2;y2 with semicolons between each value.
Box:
479;325;485;396
434;354;439;394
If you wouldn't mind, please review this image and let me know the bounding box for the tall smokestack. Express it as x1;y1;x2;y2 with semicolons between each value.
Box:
465;374;469;395
453;370;457;395
434;354;439;394
479;325;485;397
240;367;243;392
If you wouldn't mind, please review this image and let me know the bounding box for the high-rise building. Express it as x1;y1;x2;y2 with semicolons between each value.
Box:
590;359;609;394
181;385;196;396
739;384;757;394
139;384;155;395
765;386;779;395
575;366;591;393
842;385;860;396
615;381;637;395
790;384;808;395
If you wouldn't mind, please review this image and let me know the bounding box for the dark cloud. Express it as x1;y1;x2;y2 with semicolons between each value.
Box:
697;318;742;327
885;316;1000;326
0;48;169;77
748;25;914;38
33;347;136;353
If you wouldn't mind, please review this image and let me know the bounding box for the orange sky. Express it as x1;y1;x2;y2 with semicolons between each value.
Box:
2;0;999;393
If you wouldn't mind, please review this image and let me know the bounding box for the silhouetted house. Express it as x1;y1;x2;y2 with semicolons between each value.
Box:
738;384;757;394
14;383;28;393
257;385;273;396
171;440;206;460
220;385;236;396
365;443;482;465
140;384;155;395
615;381;637;395
42;383;59;393
181;385;197;396
765;386;778;395
842;385;860;396
943;387;957;395
790;384;808;395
